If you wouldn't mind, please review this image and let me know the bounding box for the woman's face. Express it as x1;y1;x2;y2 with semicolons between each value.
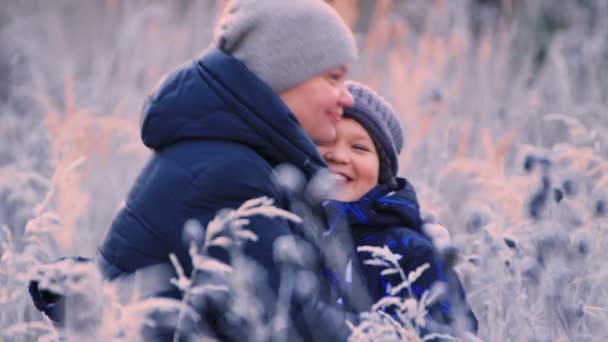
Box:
317;118;380;202
279;65;353;144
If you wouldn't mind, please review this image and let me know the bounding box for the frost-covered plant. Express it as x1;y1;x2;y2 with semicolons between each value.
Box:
349;245;455;342
2;196;303;342
169;196;302;342
0;156;90;341
0;226;57;342
443;117;608;341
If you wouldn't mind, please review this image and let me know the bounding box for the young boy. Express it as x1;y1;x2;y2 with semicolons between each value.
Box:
317;81;478;333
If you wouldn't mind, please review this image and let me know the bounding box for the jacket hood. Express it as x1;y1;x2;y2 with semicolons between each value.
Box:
140;47;326;177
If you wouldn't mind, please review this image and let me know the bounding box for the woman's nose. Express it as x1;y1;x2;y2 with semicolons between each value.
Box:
339;85;354;108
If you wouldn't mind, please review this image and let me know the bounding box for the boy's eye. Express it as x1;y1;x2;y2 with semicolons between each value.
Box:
353;144;371;152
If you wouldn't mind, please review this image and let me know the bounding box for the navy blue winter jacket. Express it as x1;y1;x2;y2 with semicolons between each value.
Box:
95;48;355;341
319;178;478;333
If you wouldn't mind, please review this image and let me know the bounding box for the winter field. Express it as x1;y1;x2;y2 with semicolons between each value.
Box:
1;0;608;340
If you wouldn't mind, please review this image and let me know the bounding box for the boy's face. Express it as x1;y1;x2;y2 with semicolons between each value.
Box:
317;118;380;202
279;65;353;144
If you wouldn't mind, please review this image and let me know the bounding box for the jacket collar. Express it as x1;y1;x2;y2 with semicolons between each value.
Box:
321;178;424;235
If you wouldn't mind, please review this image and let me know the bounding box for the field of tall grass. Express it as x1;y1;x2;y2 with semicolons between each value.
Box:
1;0;608;340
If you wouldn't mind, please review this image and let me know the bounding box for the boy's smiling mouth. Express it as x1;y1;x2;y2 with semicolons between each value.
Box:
332;171;353;183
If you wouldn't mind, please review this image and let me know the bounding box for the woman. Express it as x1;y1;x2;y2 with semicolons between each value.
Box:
317;81;478;333
31;1;360;340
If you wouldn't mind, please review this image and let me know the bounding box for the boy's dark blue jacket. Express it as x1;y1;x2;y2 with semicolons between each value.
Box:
89;48;354;341
319;178;478;333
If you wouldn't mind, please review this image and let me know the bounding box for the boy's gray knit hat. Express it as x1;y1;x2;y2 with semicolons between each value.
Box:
214;0;358;93
344;81;404;185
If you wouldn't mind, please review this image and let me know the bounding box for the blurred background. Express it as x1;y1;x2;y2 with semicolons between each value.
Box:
1;1;608;340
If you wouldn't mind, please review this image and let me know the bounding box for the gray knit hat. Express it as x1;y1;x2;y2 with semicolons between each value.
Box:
214;0;358;93
344;81;404;186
